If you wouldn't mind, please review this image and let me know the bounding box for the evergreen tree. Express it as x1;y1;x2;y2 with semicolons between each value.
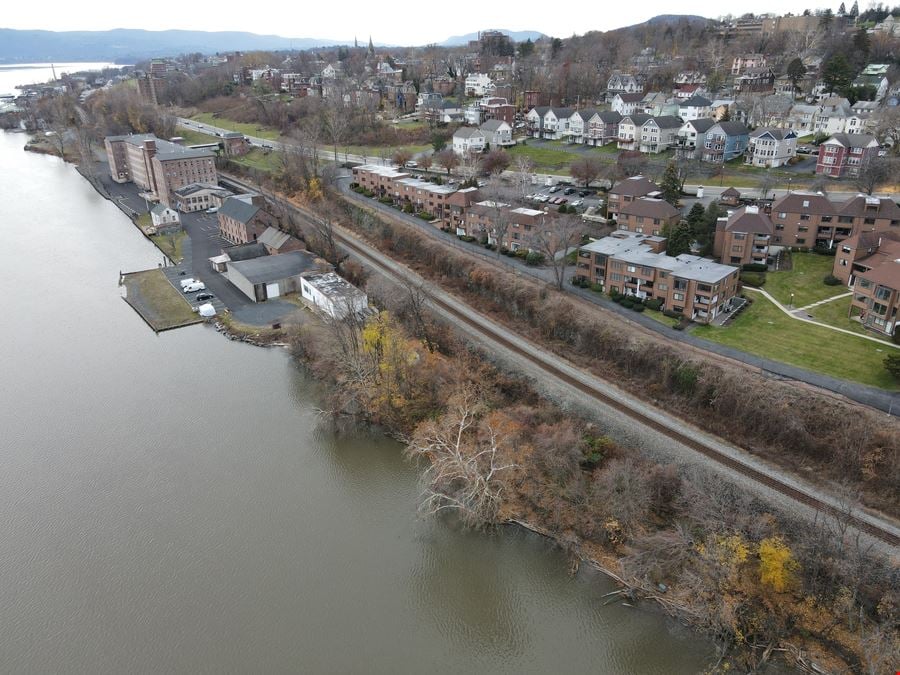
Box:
663;221;693;257
838;1;846;14
686;202;706;238
518;39;535;58
822;54;853;95
787;58;807;94
720;106;731;122
659;162;682;206
850;1;859;17
820;8;834;29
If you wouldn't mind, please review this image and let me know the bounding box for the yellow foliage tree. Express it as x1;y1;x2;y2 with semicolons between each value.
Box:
361;311;417;411
758;537;799;593
306;176;323;202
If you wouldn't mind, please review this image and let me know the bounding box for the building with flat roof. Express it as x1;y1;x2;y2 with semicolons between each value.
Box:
225;250;328;302
576;231;740;323
300;272;369;318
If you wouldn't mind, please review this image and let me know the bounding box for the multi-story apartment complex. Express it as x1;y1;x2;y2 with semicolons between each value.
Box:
615;198;681;235
713;206;774;265
104;133;217;209
607;176;661;220
849;254;900;336
833;231;900;285
746;128;797;168
464;201;551;250
815;133;880;178
701;122;750;163
768;192;900;249
575;231;741;323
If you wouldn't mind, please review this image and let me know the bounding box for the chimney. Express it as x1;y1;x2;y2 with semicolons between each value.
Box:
142;139;156;158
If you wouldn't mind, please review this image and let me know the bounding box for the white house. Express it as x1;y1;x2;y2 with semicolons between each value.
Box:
479;119;513;147
607;73;643;96
814;97;853;135
677;118;716;157
321;63;338;79
150;204;180;230
746;128;797;167
610;92;644;116
678;95;712;121
464;73;494;97
525;106;574;140
452;127;486;155
786;104;818;134
463;104;482;126
617;113;651;150
300;272;368;319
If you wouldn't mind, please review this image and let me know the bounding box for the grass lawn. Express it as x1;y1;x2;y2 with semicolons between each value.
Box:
764;252;846;307
122;269;199;331
191;112;281;141
151;230;187;263
695;294;898;389
508;143;579;173
807;295;869;336
641;307;680;327
340;144;431;160
136;212;152;229
174;126;220;146
229;147;282;174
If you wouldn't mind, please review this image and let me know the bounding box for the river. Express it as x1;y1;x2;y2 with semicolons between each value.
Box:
0;86;713;673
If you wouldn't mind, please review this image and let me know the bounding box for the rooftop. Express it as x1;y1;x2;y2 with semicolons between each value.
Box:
303;272;368;303
228;250;320;284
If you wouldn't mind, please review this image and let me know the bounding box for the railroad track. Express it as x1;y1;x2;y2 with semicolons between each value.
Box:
223;175;900;548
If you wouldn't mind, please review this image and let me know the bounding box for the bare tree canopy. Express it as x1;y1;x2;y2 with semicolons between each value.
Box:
528;213;584;289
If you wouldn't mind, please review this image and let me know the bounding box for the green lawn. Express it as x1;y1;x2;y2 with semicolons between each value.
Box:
508;143;580;172
642;307;680;327
764;252;846;308
174;126;220;146
151;230;187;263
229;147;282;174
807;295;869;335
122;269;199;331
695;295;898;389
191;112;281;140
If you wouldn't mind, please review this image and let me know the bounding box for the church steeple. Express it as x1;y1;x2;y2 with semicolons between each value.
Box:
354;36;358;49
368;36;375;57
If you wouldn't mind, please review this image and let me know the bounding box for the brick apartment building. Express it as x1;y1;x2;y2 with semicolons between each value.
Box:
576;231;740;323
713;205;774;265
769;192;900;249
832;230;900;285
105;133;217;209
849;257;900;336
815;133;880;178
607;176;661;221
615;198;681;236
464;201;553;250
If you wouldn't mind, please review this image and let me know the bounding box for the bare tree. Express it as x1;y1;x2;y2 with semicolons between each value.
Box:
435;148;459;175
482;178;514;255
570;156;604;187
306;215;341;265
528;213;584;289
320;99;351;164
513;154;535;196
855;155;895;196
457;149;481;181
405;385;517;527
481;148;511;176
418;153;433;173
392;148;413;168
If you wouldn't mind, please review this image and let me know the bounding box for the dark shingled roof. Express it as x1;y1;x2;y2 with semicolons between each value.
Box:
681;95;712;107
611;175;660;197
619;197;680;220
721;187;741;197
770;192;836;216
617;92;645;103
725;207;775;235
228;250;320;284
597;110;623;123
838;195;900;219
648;115;683;129
685;118;716;133
224;242;269;261
713;121;749;136
219;196;260;224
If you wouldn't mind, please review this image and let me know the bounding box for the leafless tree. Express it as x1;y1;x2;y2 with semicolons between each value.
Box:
855;156;895;196
295;119;322;177
481;148;511;175
513;154;535;196
392;148;413;168
320;99;351;163
457;149;481;181
404;385;516;527
418;153;433;173
435;148;459;175
528;213;584;289
306;215;340;265
570;156;604;187
482;178;515;255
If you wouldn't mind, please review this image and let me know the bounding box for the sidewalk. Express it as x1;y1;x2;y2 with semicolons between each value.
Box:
744;287;898;349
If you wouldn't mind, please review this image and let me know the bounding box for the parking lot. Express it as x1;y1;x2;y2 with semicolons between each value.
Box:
524;183;605;213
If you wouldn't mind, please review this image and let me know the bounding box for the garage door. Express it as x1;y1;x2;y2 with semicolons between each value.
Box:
266;282;280;299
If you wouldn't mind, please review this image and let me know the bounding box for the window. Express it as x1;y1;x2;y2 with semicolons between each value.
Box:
796;238;806;244
859;278;872;289
875;287;892;301
800;214;810;221
821;215;832;223
627;265;637;273
778;212;786;219
673;292;685;301
657;283;668;291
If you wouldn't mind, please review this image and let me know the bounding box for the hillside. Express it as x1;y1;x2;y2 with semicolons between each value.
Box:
439;29;546;47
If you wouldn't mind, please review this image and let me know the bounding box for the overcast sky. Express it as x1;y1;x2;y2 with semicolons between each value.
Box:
3;1;835;45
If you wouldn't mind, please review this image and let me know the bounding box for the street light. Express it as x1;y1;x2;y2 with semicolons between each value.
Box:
790;292;794;309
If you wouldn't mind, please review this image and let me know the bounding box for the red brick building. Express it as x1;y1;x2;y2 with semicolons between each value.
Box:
815;133;880;178
713;205;774;265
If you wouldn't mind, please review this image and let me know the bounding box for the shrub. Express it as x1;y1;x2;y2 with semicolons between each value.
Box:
484;242;496;250
621;298;634;308
645;298;663;311
458;235;476;243
416;211;434;220
402;203;414;214
813;246;836;256
663;309;682;319
823;274;841;286
740;271;766;287
514;249;529;259
378;197;393;205
525;251;545;266
742;263;767;273
632;304;646;312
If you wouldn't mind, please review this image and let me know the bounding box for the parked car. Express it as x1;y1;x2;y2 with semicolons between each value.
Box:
578;190;590;197
206;207;219;214
196;292;214;301
179;278;196;289
558;198;568;205
571;199;584;208
797;146;813;154
538;195;550;203
405;160;418;168
548;186;561;193
564;187;576;195
183;282;206;293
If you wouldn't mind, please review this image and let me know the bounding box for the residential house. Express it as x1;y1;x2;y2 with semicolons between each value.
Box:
452;127;486;155
525;106;574;140
217;194;277;245
617;113;652;150
575;231;741;323
673;71;707;99
677;118;716;158
815;133;880;178
479;97;515;125
814;97;854;135
463;104;482;126
438;100;464;123
607;176;662;220
615;197;681;234
720;187;742;206
769;192;900;249
300;272;369;319
611;92;645;116
746;128;797;167
639;116;683;154
785;104;818;134
585;110;622;146
479;119;513;147
734;67;776;94
731;54;767;75
678;95;712;121
567;109;598;145
465;73;494;97
607;73;643;97
701;121;750;163
149;204;180;232
642;92;676;117
846;113;876;135
848;253;900;335
713;205;774;265
710;99;736;121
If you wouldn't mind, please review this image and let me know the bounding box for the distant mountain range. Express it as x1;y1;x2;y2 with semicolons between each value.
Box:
0;29;352;63
438;29;546;47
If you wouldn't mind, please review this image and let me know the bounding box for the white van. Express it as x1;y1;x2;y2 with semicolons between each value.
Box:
179;277;196;289
183;282;206;293
405;160;418;168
